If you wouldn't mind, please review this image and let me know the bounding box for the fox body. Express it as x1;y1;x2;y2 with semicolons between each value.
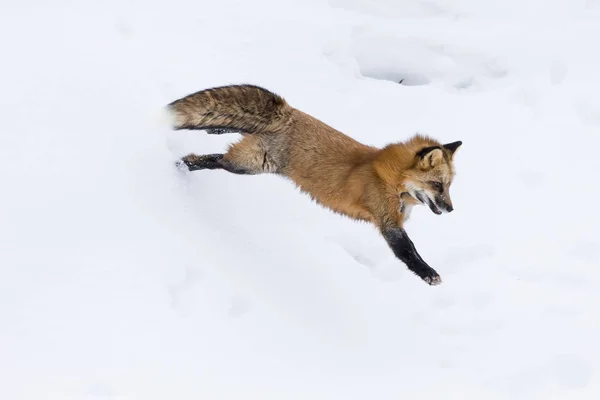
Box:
168;84;462;285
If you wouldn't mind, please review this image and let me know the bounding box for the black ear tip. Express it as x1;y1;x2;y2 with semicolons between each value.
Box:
443;141;462;152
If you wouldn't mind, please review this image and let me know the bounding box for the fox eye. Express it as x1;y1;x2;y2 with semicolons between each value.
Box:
431;181;444;192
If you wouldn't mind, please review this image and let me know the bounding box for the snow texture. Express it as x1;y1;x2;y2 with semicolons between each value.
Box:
1;0;600;399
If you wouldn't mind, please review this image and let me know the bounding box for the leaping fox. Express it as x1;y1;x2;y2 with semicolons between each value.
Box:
167;84;462;285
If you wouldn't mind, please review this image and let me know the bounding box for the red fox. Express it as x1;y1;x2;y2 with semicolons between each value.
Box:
167;84;462;285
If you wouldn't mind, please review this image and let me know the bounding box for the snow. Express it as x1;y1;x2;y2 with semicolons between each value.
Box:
1;0;600;398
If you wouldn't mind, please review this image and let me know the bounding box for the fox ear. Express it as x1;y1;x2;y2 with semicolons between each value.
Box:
417;146;444;169
443;141;462;157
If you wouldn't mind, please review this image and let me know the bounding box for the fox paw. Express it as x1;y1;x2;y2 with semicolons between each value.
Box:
424;275;442;285
422;271;442;286
175;154;202;171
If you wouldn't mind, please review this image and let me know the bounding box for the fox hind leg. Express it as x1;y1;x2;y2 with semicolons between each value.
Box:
177;153;252;175
177;135;271;175
206;128;241;135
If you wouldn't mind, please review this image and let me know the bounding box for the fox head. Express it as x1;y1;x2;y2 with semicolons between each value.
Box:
374;135;462;216
403;141;462;215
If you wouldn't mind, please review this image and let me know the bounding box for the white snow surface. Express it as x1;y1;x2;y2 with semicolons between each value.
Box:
2;0;600;399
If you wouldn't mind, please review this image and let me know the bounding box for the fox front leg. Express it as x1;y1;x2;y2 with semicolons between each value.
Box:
381;227;442;285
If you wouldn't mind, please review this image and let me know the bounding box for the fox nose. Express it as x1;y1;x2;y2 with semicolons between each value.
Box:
447;205;454;212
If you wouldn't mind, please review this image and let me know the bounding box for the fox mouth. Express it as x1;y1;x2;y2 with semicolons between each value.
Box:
426;199;442;215
414;192;442;215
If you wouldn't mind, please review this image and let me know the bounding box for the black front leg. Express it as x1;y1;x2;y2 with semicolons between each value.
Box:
381;227;441;285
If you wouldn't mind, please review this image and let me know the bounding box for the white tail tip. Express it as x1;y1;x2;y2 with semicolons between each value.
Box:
153;106;178;129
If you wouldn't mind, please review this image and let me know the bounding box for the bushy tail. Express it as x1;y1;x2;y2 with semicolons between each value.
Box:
166;84;293;134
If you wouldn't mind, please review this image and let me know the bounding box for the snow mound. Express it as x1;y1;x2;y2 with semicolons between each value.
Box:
350;28;509;90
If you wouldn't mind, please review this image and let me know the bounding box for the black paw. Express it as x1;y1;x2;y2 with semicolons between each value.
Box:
176;154;203;171
421;269;442;286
